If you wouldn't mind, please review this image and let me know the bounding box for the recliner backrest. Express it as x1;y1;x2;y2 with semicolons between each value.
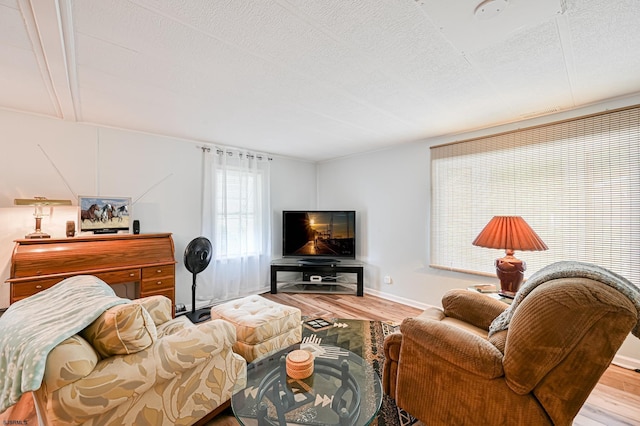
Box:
502;278;636;425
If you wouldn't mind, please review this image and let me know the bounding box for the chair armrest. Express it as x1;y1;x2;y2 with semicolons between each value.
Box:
48;320;238;421
400;317;504;379
132;295;172;326
154;319;237;381
442;289;509;331
384;331;403;362
382;331;403;397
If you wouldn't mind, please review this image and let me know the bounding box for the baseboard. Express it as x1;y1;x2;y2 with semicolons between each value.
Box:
612;354;640;371
365;288;431;311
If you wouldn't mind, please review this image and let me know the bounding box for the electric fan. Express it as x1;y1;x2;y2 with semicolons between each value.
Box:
184;236;213;323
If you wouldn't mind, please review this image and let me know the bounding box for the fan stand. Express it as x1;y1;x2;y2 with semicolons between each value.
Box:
185;272;211;323
183;236;213;324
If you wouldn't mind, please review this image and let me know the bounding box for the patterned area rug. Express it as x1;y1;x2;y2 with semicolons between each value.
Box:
301;318;418;426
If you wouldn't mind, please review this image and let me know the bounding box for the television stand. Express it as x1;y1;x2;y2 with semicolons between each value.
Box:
297;258;340;266
270;258;363;296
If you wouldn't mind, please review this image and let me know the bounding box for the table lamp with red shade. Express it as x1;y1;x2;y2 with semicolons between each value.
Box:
472;216;548;297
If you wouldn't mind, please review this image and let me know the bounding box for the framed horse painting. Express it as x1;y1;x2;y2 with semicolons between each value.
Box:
78;196;131;234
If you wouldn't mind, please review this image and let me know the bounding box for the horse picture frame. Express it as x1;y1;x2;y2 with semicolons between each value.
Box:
78;196;132;234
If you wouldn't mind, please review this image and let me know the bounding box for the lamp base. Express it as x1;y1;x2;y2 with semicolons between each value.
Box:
27;217;50;239
495;253;526;297
25;231;51;239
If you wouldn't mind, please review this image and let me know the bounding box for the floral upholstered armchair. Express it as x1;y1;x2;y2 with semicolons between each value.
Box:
32;295;246;425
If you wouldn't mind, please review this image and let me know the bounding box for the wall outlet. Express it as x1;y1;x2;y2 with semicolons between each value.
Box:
384;275;393;285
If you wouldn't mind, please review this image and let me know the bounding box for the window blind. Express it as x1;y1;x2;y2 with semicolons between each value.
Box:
430;105;640;287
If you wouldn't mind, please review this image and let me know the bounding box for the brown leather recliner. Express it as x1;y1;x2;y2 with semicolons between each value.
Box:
383;277;637;426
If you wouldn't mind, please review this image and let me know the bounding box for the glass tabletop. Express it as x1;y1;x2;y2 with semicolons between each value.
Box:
232;343;382;426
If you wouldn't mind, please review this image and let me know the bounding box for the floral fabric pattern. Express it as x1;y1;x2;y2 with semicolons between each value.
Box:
81;303;157;358
132;295;173;326
42;335;98;393
34;301;247;425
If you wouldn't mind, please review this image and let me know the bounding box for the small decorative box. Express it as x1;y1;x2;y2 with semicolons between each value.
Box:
286;349;314;379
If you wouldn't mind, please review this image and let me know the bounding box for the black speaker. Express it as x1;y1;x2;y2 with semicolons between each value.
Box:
133;220;140;234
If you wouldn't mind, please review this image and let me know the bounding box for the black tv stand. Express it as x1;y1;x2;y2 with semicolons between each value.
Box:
297;258;340;265
271;258;363;296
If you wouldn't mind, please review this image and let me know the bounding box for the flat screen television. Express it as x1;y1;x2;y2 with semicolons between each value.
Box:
282;210;356;261
78;196;131;234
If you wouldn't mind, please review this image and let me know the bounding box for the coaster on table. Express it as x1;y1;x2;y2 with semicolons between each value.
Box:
286;349;314;379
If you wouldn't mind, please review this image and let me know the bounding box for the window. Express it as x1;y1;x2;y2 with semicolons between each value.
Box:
215;167;263;258
201;148;272;300
431;105;640;286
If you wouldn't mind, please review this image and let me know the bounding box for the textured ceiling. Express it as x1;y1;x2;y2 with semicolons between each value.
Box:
1;0;639;161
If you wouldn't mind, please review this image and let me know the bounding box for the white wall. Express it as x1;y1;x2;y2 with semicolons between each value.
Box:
317;93;640;361
270;157;318;259
317;139;491;310
0;108;317;309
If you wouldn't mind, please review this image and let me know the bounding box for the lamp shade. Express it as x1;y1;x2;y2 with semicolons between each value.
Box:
14;197;72;206
472;216;548;252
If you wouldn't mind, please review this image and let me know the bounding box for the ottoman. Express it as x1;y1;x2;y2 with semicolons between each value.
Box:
210;295;302;362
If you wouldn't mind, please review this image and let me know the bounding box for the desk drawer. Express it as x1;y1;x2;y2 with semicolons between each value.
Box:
12;278;62;301
141;277;175;292
10;269;142;303
141;264;174;291
95;269;141;284
142;265;175;279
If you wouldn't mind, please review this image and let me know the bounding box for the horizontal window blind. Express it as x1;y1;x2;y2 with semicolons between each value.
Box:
431;106;640;287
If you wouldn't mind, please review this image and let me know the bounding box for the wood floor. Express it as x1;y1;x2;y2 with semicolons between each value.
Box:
208;291;640;426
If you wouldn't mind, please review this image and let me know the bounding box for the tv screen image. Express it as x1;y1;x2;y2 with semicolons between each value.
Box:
78;196;131;234
282;211;356;259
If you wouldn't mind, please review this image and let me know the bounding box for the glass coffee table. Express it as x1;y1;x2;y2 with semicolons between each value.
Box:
232;343;382;426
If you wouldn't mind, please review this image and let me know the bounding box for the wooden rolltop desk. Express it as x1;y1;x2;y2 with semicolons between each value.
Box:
7;233;176;309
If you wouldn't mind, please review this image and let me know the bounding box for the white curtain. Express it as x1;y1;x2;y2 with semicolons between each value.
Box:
197;148;271;306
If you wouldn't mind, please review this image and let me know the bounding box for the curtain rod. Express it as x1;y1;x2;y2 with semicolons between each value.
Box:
198;146;272;161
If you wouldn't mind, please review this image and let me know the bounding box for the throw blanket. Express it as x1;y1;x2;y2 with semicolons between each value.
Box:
0;275;128;413
489;261;640;338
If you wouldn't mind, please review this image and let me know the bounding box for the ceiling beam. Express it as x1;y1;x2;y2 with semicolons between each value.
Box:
555;13;577;107
18;0;79;121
